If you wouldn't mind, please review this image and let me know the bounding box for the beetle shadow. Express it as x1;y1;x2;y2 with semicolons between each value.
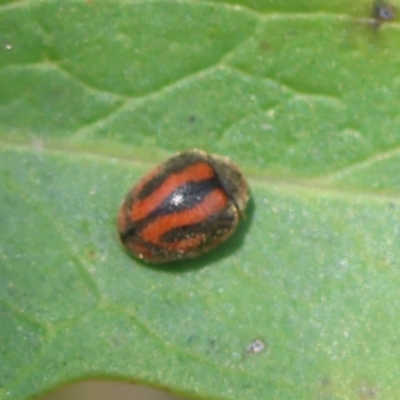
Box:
134;195;256;274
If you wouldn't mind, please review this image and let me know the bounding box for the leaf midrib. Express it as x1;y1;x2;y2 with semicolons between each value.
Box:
2;139;399;203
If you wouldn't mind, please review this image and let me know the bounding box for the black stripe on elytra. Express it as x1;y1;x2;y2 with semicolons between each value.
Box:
161;206;236;244
121;207;236;255
153;176;222;215
120;227;138;244
121;176;224;241
137;153;212;200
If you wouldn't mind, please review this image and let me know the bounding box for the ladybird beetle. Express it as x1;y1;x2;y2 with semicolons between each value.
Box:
117;149;249;263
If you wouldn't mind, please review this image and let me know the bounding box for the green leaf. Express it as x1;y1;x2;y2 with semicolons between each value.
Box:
1;1;400;399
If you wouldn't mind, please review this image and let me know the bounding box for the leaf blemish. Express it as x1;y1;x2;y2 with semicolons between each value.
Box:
372;2;396;26
258;41;270;52
245;338;266;355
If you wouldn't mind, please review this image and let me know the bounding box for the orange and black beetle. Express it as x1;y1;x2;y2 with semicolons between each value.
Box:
117;149;249;263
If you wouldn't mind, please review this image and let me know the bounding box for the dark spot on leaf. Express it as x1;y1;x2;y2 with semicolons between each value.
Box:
86;248;97;259
243;383;251;389
206;338;220;354
245;338;266;355
187;335;196;344
317;376;336;400
258;41;270;52
320;376;331;387
188;115;196;123
372;2;396;24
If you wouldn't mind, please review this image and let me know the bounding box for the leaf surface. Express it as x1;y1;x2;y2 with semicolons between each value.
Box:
1;1;400;399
